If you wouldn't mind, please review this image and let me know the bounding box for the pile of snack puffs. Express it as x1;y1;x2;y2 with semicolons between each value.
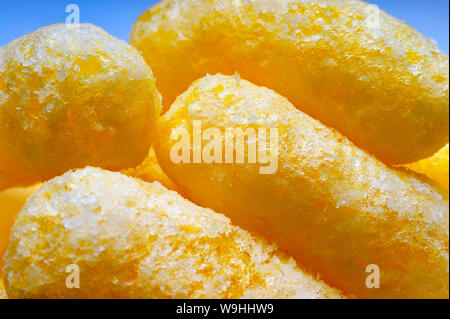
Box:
0;0;448;299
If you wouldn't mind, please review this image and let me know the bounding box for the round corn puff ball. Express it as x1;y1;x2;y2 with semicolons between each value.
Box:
131;0;449;165
3;167;344;299
0;23;162;190
0;184;40;274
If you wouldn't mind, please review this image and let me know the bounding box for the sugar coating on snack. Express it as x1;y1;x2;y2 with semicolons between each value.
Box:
122;148;178;191
0;23;162;190
131;0;449;164
154;74;449;299
0;184;41;275
404;144;449;191
3;167;344;299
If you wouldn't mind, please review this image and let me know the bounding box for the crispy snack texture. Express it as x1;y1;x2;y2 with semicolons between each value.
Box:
131;0;449;164
154;74;449;299
2;167;344;299
0;23;162;190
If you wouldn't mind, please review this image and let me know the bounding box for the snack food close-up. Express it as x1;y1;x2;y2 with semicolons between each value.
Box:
0;0;448;303
0;23;162;190
154;74;449;299
0;184;40;274
3;167;345;299
131;0;449;164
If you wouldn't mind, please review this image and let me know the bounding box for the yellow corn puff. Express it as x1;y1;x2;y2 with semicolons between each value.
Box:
131;0;449;164
0;23;162;190
3;167;344;299
154;74;449;299
0;184;40;274
404;144;449;191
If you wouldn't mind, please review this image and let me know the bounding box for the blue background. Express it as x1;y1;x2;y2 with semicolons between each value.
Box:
0;0;449;54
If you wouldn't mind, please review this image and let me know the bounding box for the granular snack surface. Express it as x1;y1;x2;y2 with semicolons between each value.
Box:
0;23;162;190
3;167;344;299
154;74;449;299
131;0;449;164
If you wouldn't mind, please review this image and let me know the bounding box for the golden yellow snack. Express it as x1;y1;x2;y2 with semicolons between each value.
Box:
404;144;449;191
0;184;40;274
0;278;7;299
3;167;344;299
131;0;449;164
154;74;449;299
0;23;162;190
122;148;178;191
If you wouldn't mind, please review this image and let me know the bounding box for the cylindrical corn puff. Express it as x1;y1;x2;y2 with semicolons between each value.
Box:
131;0;449;164
2;167;344;299
153;74;449;299
0;184;40;275
0;23;162;190
121;148;178;191
404;144;449;191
